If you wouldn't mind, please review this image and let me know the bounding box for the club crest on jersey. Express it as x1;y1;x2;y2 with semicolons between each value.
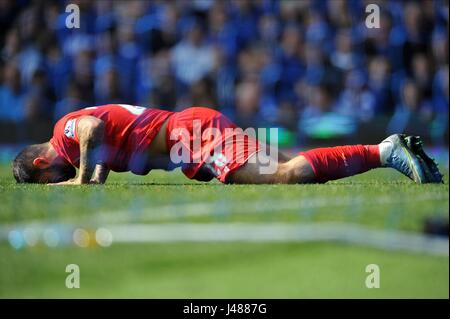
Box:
210;153;230;175
64;119;76;139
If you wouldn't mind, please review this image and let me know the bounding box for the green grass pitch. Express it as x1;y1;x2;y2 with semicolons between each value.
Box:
0;163;448;298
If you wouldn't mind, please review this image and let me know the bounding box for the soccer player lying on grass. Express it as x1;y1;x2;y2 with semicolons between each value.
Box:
12;104;443;185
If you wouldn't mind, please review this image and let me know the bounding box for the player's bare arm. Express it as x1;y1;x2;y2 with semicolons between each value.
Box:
50;116;105;185
90;163;110;184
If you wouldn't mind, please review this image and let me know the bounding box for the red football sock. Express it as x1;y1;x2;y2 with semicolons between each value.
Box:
299;145;381;183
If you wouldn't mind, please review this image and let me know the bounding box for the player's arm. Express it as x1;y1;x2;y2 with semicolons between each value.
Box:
51;116;105;185
76;116;106;184
90;163;110;184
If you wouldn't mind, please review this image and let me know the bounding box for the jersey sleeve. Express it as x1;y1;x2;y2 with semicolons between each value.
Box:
50;115;81;167
62;117;79;142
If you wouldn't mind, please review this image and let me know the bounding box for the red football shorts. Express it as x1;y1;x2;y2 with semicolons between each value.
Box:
166;107;260;183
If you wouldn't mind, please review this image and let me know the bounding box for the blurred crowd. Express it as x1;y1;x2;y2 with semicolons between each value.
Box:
0;0;448;145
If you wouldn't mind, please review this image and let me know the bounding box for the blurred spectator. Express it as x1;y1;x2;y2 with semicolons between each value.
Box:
0;63;25;122
171;22;215;88
336;69;376;122
275;24;304;101
302;42;342;96
387;80;432;137
411;53;433;100
71;49;95;104
28;68;56;118
231;0;260;47
2;29;21;61
95;66;125;104
432;29;448;66
330;29;361;71
430;65;449;144
367;56;394;113
208;1;238;60
234;79;264;128
187;77;217;108
327;0;352;29
396;2;430;71
299;83;357;139
53;81;87;121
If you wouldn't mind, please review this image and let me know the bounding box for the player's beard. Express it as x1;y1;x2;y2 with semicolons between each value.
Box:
43;163;76;183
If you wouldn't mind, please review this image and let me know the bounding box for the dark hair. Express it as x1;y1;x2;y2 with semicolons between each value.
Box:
12;144;76;183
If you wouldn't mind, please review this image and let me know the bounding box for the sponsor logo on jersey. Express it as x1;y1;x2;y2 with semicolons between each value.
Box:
64;119;76;139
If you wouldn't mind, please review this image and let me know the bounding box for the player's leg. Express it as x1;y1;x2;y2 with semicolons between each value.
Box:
227;134;439;184
227;144;380;184
226;151;315;184
299;134;442;184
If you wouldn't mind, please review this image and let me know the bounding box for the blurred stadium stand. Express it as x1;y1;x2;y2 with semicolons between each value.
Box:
0;0;448;147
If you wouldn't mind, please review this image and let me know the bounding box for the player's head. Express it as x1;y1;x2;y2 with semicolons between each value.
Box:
12;143;76;183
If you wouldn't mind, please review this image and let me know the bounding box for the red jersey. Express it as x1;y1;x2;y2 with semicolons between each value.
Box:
50;104;173;174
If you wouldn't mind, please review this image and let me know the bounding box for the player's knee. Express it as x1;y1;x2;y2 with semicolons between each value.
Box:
276;160;316;184
275;164;298;184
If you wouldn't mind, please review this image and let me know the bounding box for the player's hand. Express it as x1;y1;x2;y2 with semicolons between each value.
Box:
47;178;82;186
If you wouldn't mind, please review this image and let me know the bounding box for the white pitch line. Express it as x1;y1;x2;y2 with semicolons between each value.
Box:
0;193;447;255
1;192;447;230
106;222;449;256
0;222;447;256
92;192;449;223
